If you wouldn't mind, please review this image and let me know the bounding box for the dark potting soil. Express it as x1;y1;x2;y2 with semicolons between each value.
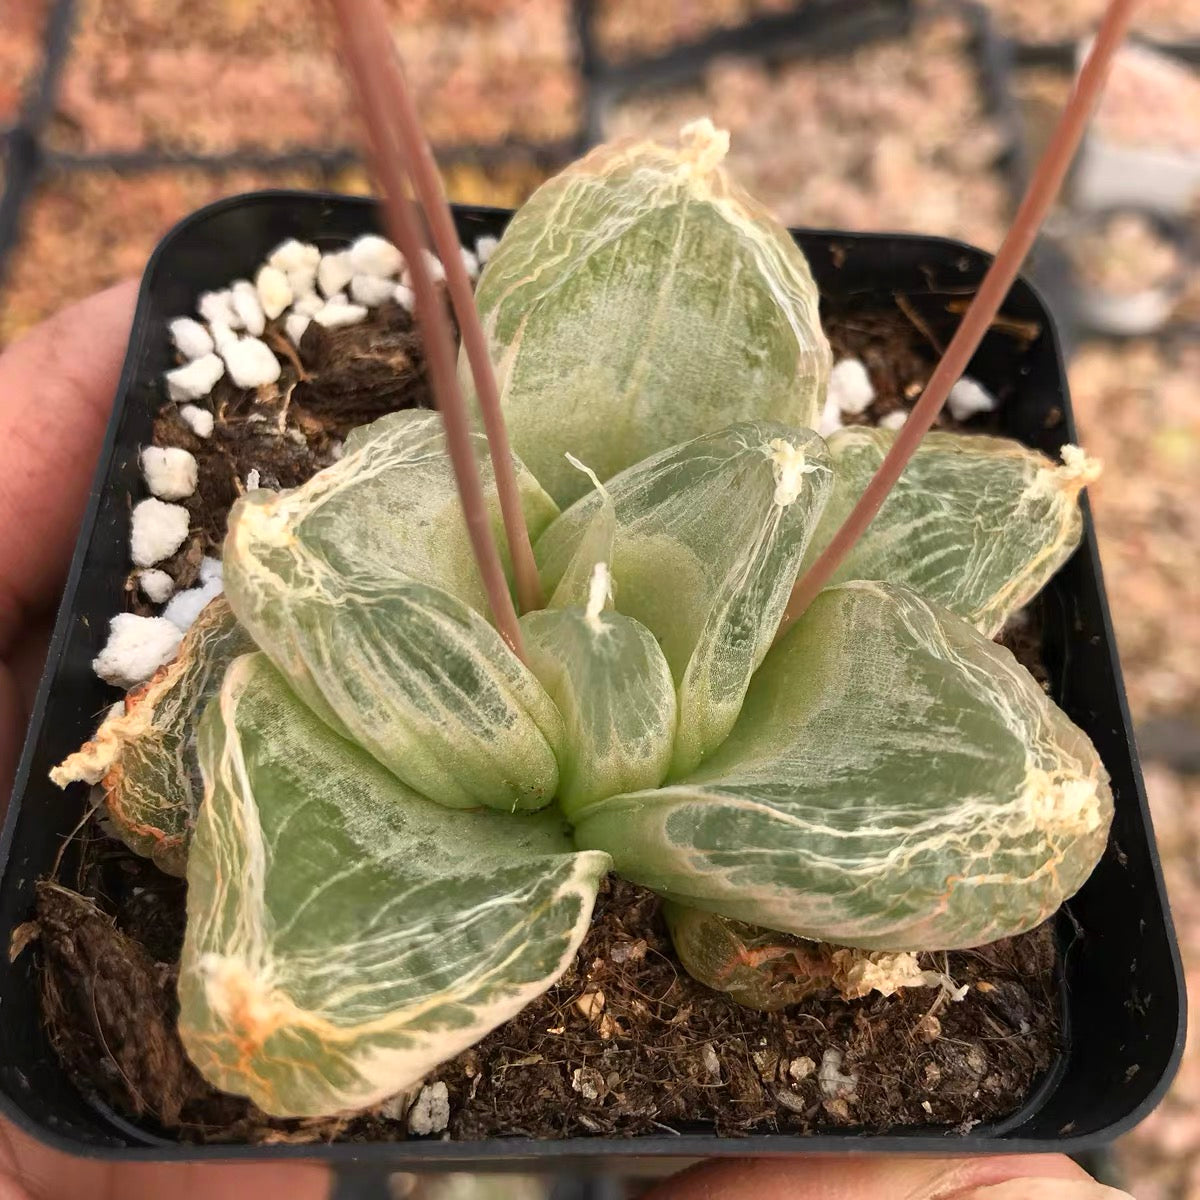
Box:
25;294;1063;1144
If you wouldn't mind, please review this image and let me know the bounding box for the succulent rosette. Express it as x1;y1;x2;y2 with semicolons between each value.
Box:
56;122;1110;1118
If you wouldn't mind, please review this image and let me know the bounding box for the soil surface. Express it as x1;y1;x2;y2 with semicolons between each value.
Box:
27;296;1064;1144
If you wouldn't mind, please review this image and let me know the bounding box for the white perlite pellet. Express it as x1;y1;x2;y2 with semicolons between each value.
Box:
288;263;318;297
267;239;320;298
163;562;223;632
818;1049;859;1100
392;284;415;311
255;265;292;319
349;273;395;307
138;569;175;605
406;1082;449;1136
292;291;325;317
198;289;240;329
178;405;214;438
460;246;479;280
285;313;311;345
131;499;189;567
475;235;498;264
267;239;321;275
169;317;214;360
222;336;282;388
209;322;238;354
817;391;844;438
141;446;198;501
349;234;403;278
92;613;183;689
317;250;354;298
879;410;908;431
829;358;875;415
165;353;224;403
948;376;998;422
314;299;368;328
232;280;266;337
401;249;445;287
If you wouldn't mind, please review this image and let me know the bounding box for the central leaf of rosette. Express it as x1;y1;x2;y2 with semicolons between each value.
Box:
222;408;564;812
531;420;834;793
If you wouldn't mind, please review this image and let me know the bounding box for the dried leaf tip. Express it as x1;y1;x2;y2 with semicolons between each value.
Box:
565;452;610;500
767;437;822;506
1030;444;1102;502
830;949;969;1002
1055;444;1103;490
677;118;730;174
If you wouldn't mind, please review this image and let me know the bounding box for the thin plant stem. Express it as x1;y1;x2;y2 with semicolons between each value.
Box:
359;0;544;614
779;0;1138;636
329;0;525;659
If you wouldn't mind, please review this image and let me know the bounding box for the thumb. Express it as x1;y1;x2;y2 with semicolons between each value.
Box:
2;1115;332;1200
645;1154;1132;1200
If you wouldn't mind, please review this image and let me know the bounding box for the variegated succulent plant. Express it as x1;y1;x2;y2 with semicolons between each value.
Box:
56;121;1111;1120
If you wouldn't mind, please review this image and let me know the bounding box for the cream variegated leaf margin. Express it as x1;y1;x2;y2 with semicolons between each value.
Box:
804;429;1100;636
573;581;1113;951
50;597;255;876
223;409;565;812
179;652;610;1119
521;581;677;818
536;421;832;778
468;118;831;507
260;408;559;618
662;902;953;1011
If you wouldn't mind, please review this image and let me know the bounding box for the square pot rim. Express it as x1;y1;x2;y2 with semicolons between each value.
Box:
0;189;1186;1163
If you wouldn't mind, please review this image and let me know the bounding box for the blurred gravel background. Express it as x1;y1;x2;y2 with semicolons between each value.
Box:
1;1;1199;1195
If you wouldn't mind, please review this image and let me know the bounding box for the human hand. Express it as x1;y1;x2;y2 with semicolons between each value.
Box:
0;281;139;804
0;283;331;1199
646;1154;1133;1199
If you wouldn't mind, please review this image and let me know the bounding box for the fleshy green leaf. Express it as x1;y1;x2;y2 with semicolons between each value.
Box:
573;581;1112;951
662;901;832;1011
178;652;611;1119
521;590;677;820
49;597;255;875
536;421;832;777
224;410;565;812
279;408;559;617
804;429;1099;636
469;120;830;507
664;901;961;1010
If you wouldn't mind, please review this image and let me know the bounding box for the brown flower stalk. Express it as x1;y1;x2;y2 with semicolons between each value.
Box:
342;0;543;615
779;0;1138;635
329;0;528;657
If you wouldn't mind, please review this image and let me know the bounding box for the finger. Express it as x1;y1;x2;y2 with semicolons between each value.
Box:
0;1118;96;1200
0;666;23;818
645;1154;1132;1200
0;614;57;806
118;1159;333;1200
0;280;138;653
2;1116;332;1200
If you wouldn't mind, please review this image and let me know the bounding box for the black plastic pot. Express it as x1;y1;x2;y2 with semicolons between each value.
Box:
0;192;1185;1167
1056;206;1193;338
1012;36;1200;68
